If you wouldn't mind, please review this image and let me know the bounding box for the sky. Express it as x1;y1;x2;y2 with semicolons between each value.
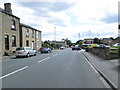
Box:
0;0;119;43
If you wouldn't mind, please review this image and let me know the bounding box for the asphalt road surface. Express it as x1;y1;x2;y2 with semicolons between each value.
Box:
1;48;109;88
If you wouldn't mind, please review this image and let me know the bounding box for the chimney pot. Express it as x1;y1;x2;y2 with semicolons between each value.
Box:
4;3;12;14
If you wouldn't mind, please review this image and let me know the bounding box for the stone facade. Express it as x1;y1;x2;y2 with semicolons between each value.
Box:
1;3;20;56
20;24;42;51
0;3;42;56
0;10;2;57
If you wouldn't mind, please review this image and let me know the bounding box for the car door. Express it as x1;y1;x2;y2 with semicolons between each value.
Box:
29;47;33;55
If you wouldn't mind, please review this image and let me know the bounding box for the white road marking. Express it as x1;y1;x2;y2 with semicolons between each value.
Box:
38;57;50;63
53;54;58;56
0;66;28;80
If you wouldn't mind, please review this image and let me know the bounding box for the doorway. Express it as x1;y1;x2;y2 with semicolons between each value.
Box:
5;35;9;50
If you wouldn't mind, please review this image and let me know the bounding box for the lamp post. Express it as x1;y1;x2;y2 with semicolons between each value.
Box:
79;33;80;40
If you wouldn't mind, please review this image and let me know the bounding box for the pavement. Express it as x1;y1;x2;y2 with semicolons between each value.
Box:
81;50;119;89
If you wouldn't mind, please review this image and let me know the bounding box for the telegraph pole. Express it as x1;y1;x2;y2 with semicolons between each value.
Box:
54;27;56;41
79;33;80;40
89;30;90;38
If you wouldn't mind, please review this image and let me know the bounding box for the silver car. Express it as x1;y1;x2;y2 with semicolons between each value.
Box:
15;47;37;58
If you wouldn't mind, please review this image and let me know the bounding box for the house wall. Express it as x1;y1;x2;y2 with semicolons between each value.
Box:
2;12;20;56
0;11;2;57
20;25;42;51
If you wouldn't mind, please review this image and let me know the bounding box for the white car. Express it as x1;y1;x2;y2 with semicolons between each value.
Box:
113;43;120;46
60;46;65;50
15;47;37;58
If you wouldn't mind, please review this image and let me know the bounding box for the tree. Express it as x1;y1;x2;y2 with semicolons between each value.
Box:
76;40;83;47
94;38;99;44
62;38;73;47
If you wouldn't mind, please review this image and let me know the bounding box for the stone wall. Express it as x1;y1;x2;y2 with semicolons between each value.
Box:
88;47;119;60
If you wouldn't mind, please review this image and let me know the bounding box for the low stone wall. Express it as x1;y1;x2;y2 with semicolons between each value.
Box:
88;47;119;60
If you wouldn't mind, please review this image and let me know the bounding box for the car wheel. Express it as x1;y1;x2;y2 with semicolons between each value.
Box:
26;53;30;58
16;56;19;58
34;53;36;56
48;51;50;53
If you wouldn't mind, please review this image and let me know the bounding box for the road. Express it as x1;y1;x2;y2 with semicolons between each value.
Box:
1;48;110;88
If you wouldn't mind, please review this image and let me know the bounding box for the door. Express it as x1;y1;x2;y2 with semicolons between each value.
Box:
5;35;9;50
32;41;34;49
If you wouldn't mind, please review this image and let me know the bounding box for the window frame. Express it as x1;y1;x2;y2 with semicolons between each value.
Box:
32;30;34;38
11;20;16;30
26;28;29;37
12;35;16;47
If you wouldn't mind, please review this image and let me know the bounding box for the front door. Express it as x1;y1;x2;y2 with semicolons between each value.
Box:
32;41;34;49
5;35;9;50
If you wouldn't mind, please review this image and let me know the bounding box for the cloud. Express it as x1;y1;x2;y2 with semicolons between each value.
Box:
0;0;119;43
18;2;74;14
100;13;118;24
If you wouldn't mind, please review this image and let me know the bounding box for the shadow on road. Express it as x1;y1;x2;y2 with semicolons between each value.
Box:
10;56;29;59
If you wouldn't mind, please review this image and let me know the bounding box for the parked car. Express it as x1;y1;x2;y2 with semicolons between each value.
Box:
40;48;52;53
113;43;120;46
87;44;98;48
72;46;81;50
33;49;37;56
60;46;65;50
81;44;91;49
96;44;110;47
15;47;37;58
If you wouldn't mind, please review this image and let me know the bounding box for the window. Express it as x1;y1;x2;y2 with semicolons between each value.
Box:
37;41;39;47
12;35;16;47
26;29;29;37
26;40;29;46
11;20;16;30
32;30;34;38
36;32;39;38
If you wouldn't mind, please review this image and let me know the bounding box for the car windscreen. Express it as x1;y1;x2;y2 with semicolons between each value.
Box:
16;47;24;50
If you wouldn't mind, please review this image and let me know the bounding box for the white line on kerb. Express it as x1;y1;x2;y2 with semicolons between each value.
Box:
0;66;28;80
85;58;99;74
53;54;58;56
99;77;111;88
38;57;50;63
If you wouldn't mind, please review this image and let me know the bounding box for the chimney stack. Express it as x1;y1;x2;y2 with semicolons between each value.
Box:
4;3;12;14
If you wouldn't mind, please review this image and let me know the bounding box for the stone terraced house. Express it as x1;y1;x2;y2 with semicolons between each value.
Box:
0;3;42;56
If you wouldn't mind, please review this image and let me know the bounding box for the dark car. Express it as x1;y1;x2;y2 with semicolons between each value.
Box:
40;48;52;53
72;46;81;50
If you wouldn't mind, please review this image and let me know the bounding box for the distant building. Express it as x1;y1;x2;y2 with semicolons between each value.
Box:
20;23;42;51
0;3;20;56
83;38;94;44
112;37;120;44
49;41;67;48
101;38;112;45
